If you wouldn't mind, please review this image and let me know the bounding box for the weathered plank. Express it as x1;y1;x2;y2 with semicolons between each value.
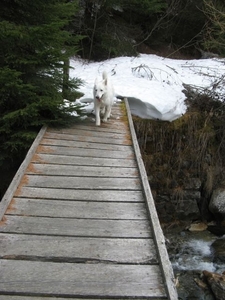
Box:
0;216;152;238
67;123;128;134
32;153;137;168
45;129;131;141
22;175;142;190
0;233;157;264
43;133;132;146
15;187;144;202
41;138;132;150
93;120;128;130
26;163;139;178
0;260;166;298
0;127;47;221
6;198;147;220
37;145;135;159
0;297;166;300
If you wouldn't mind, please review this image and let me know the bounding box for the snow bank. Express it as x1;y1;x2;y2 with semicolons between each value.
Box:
70;54;225;121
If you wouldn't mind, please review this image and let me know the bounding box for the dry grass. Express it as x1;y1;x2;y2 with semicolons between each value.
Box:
133;91;225;201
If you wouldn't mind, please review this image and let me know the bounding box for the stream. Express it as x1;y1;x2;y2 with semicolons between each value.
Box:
164;228;225;299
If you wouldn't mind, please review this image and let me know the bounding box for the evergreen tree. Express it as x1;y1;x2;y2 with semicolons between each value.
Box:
80;0;167;60
0;0;82;168
203;0;225;55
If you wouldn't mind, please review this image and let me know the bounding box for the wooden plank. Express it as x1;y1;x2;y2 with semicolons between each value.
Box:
0;127;47;221
45;129;131;141
0;233;157;264
15;187;144;202
75;116;127;125
125;98;178;300
43;133;132;146
6;199;147;220
52;119;127;129
112;105;125;112
0;260;166;298
37;145;135;159
32;153;137;168
26;163;139;178
41;138;132;150
0;297;166;300
49;125;128;135
0;216;152;238
93;120;128;129
22;175;142;190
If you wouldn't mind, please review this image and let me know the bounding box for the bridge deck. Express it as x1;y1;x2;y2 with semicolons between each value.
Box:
0;100;177;299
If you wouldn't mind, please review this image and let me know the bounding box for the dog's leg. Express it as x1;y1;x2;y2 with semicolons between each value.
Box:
102;106;111;123
100;106;105;116
95;104;101;126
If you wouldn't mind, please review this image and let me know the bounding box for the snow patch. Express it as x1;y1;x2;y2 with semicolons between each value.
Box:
70;54;225;121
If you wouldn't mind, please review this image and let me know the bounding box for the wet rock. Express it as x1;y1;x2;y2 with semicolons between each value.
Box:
175;270;215;300
208;224;225;236
211;237;225;263
188;222;208;232
203;270;225;300
199;196;214;222
209;188;225;221
164;228;219;299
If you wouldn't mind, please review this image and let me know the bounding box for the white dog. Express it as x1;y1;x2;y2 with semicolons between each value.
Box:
93;71;114;126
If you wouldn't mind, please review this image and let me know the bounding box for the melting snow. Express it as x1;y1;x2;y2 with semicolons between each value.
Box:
70;54;225;121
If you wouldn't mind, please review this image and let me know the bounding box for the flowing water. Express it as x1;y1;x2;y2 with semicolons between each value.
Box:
171;231;222;272
165;229;225;299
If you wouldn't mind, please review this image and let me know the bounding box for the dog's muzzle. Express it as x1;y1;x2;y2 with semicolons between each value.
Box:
96;96;102;102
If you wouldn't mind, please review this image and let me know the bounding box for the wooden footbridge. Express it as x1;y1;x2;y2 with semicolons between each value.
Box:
0;99;178;299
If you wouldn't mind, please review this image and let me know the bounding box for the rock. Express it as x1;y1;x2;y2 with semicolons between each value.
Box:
209;188;225;221
203;270;225;300
194;278;208;290
173;195;201;220
175;270;215;300
188;222;208;232
185;178;202;190
211;237;225;263
153;176;202;223
208;224;225;236
199;197;214;222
